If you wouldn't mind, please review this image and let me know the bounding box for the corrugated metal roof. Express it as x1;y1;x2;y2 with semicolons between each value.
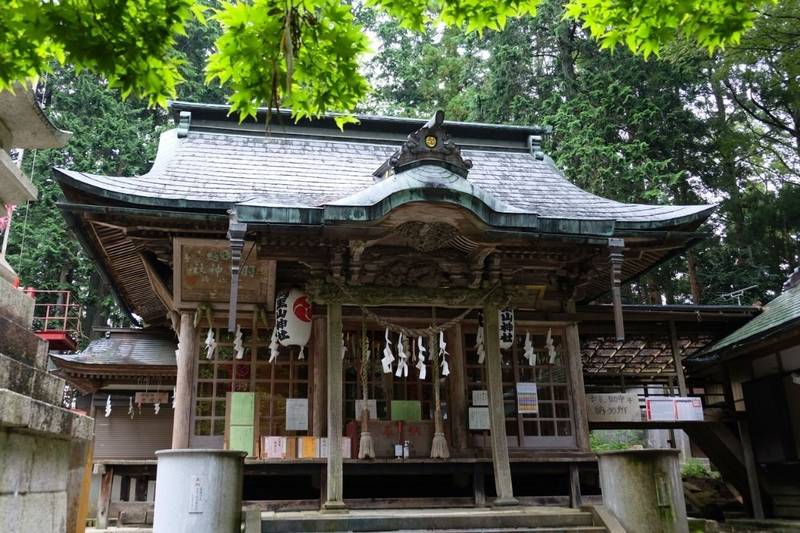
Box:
53;328;176;367
705;284;800;355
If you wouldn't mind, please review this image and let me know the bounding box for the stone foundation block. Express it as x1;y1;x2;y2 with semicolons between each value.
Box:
0;314;48;370
0;388;94;441
30;437;70;492
0;353;65;405
0;276;34;327
0;387;31;427
0;493;24;533
21;491;56;533
0;431;33;494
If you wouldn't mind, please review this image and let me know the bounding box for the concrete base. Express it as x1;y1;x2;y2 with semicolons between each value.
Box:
598;449;688;533
153;449;246;533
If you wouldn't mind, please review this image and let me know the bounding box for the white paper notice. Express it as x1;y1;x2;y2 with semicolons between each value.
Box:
468;407;491;430
646;398;676;421
472;390;489;406
355;399;378;420
675;397;704;421
285;398;309;430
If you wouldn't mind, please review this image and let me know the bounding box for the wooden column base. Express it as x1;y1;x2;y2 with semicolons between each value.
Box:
321;500;348;513
492;496;520;507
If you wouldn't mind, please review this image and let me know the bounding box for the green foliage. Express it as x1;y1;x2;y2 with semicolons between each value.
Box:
206;0;370;126
590;430;646;451
0;0;776;123
0;0;196;106
564;0;769;58
681;458;716;478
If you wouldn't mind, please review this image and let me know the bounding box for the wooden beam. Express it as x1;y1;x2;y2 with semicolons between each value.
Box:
172;312;196;449
483;302;517;506
312;316;327;438
446;324;468;451
738;420;765;519
322;302;347;512
140;253;175;311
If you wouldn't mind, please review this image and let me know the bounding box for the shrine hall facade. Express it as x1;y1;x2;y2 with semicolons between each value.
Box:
53;102;716;510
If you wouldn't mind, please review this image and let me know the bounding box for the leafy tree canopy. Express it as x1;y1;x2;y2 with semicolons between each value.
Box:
0;0;773;123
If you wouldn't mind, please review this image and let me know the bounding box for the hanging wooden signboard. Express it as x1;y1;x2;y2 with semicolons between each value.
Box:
134;392;169;405
586;393;642;422
173;238;276;310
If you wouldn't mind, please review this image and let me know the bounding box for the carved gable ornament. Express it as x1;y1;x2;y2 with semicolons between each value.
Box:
374;110;473;178
395;221;460;252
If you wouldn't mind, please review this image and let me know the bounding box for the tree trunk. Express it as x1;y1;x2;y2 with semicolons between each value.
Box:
687;254;702;304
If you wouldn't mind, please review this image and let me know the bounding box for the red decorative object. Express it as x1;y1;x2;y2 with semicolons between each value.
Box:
293;295;312;322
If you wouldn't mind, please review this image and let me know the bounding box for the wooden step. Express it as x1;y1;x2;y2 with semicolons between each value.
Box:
260;507;598;533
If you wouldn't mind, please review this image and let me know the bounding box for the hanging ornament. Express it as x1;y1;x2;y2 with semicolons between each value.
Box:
395;333;409;378
268;327;280;363
475;324;486;364
416;336;427;380
439;330;450;377
204;329;217;360
128;397;134;419
154;401;161;415
171;387;176;409
104;395;111;418
545;328;557;364
381;328;395;374
275;288;312;358
341;332;347;361
523;331;535;366
499;308;514;349
233;325;245;360
70;396;77;410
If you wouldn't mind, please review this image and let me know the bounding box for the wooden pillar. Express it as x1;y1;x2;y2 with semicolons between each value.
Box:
568;463;582;508
312;315;327;437
483;303;517;506
172;312;196;449
322;302;346;511
96;464;114;529
564;310;590;451
446;324;468;451
738;419;765;519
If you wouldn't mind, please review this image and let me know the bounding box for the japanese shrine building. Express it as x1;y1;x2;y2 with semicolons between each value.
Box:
53;102;724;513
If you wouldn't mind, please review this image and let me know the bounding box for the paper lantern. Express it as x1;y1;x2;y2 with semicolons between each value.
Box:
275;288;312;350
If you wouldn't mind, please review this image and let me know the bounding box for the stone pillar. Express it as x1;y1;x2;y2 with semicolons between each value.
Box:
483;303;517;506
598;449;688;533
172;312;196;449
322;302;346;511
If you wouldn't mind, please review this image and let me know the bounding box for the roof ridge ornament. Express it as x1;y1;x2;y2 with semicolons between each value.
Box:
373;110;473;179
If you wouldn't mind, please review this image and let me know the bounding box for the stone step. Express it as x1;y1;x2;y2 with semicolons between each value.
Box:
0;353;65;406
260;508;597;533
394;526;608;533
0;314;48;370
0;276;34;328
0;388;93;441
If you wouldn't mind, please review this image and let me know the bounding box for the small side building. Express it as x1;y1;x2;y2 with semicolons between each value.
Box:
688;270;800;520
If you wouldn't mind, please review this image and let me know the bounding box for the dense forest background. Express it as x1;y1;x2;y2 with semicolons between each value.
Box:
6;0;799;333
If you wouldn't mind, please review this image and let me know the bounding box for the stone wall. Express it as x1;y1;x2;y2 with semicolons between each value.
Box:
0;276;94;533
